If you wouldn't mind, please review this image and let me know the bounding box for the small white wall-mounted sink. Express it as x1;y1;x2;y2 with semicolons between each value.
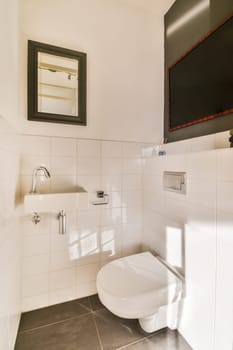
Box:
24;191;89;213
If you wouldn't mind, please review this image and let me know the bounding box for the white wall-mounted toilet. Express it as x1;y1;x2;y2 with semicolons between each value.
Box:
97;252;183;333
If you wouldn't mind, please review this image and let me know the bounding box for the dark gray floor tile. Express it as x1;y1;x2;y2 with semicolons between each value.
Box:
19;297;91;332
15;313;101;350
119;329;192;350
94;308;145;350
89;294;105;311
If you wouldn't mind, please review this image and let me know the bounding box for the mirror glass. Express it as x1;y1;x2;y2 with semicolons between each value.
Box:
28;41;86;125
38;52;79;116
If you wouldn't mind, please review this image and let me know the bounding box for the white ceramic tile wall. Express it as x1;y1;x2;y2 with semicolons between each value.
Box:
142;148;233;350
20;135;144;311
0;118;21;350
19;132;233;349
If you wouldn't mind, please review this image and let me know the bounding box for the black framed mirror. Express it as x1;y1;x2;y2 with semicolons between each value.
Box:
28;40;86;125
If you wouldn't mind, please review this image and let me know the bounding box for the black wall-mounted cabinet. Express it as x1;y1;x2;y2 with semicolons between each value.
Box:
164;0;233;143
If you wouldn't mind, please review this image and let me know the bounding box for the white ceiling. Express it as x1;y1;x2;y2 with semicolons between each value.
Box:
123;0;176;15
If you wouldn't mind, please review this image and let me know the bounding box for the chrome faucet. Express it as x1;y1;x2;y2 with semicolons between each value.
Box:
30;166;51;194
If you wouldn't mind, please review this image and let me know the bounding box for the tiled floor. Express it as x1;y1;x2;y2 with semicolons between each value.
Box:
15;295;192;350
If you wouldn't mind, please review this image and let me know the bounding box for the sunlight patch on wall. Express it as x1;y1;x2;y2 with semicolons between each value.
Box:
166;225;183;268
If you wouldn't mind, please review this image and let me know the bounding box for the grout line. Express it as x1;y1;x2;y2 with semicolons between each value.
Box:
92;313;104;350
18;311;92;334
116;327;169;350
20;132;152;145
116;336;147;350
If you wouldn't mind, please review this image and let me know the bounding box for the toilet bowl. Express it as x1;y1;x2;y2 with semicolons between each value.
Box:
97;252;183;333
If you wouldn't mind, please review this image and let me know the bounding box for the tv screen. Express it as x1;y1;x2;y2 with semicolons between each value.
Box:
169;14;233;131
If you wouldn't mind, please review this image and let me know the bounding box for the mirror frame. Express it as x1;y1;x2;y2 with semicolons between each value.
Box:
28;40;86;125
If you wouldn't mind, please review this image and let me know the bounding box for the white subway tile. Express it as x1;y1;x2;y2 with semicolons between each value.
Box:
50;231;73;252
187;180;216;209
102;141;122;157
143;191;165;214
215;211;233;349
122;190;142;208
217;182;233;213
164;139;191;155
188;151;216;181
51;156;76;176
77;140;101;157
76;250;100;267
51;137;76;157
164;197;187;222
123;158;142;174
122;174;141;190
22;273;49;298
100;208;122;226
122;224;142;256
101;175;122;191
217;148;233;182
22;255;49;277
186;204;216;235
50;251;75;271
100;225;122;262
190;134;215;153
179;224;216;347
143;210;166;232
100;191;122;208
73;227;100;266
49;287;76;305
77;157;101;176
102;158;122;175
122;142;143;158
162;154;187;173
122;206;141;225
49;268;76;290
76;282;97;299
22;294;49;312
143;158;158;175
76;263;100;284
143;174;163;194
77;210;100;228
21;135;50;156
141;144;155;158
23;234;50;257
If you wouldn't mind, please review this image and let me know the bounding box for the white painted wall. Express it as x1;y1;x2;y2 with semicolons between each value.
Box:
0;1;21;349
142;147;233;350
0;0;19;126
19;0;164;143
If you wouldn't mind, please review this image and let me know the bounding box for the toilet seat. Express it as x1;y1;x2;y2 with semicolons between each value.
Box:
97;252;182;320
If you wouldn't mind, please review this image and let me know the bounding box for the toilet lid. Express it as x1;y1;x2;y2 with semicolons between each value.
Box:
97;252;182;298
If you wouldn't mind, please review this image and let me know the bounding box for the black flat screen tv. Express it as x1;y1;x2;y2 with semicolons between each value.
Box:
169;13;233;131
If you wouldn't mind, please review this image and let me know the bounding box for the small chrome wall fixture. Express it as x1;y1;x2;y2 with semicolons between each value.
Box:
58;210;66;235
32;212;41;225
163;171;186;194
31;210;66;235
92;191;109;205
